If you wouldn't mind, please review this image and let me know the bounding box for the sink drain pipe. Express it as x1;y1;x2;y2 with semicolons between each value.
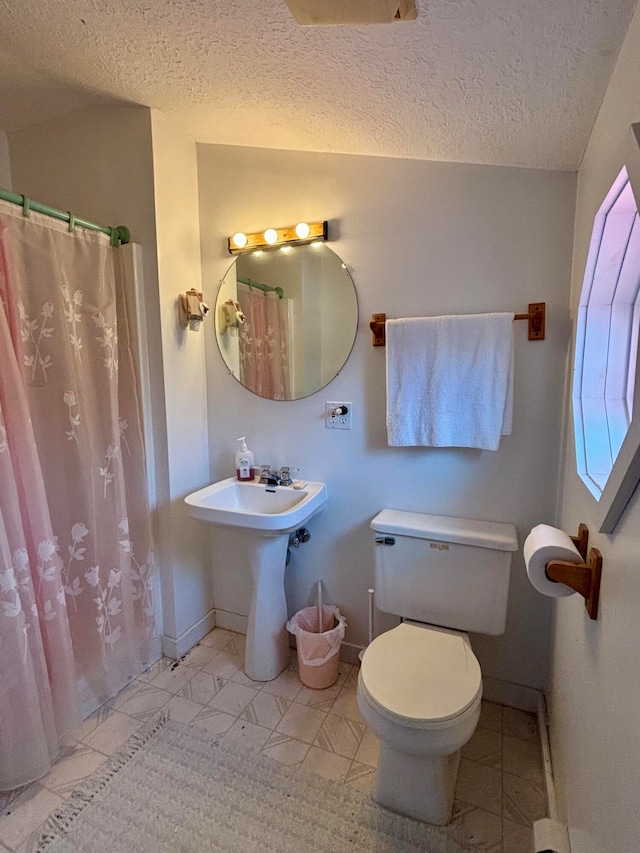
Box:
286;528;311;564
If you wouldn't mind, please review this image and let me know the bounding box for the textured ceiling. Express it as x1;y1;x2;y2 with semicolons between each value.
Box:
0;0;636;169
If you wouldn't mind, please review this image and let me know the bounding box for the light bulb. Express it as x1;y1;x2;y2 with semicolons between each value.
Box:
295;222;310;239
264;228;278;244
232;232;247;248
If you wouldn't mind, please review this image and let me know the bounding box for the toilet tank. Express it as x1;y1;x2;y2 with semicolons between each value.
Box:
371;510;518;636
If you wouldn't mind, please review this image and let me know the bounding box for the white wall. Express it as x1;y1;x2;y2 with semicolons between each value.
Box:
150;111;213;651
198;144;576;704
0;131;11;189
553;5;640;851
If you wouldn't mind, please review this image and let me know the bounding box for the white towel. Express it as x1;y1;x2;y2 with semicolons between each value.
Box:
386;313;515;450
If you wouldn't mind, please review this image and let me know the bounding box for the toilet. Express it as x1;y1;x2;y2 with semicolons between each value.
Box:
357;509;518;825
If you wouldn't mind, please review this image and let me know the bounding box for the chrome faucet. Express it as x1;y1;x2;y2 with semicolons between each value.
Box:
259;465;281;486
259;465;278;485
279;466;294;486
259;465;295;487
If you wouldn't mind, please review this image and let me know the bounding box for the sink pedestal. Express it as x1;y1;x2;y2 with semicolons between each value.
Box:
184;477;327;682
245;533;291;681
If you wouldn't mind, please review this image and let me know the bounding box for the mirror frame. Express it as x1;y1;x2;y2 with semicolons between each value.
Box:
214;243;359;401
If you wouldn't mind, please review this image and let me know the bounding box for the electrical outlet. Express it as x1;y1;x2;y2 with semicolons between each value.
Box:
325;401;352;430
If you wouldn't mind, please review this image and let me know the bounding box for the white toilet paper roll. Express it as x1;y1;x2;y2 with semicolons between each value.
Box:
523;524;582;598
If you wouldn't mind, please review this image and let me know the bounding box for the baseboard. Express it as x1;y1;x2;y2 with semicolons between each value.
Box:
161;618;541;710
162;609;217;660
534;695;570;851
340;641;365;666
482;676;542;713
213;609;249;634
210;611;358;662
147;634;163;668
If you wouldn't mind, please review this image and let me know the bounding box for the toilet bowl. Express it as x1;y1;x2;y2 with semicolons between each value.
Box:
356;621;482;825
362;509;517;826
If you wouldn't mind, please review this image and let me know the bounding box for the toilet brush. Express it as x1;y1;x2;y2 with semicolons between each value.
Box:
316;579;323;633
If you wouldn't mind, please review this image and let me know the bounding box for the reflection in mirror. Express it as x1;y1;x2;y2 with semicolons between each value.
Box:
215;244;358;400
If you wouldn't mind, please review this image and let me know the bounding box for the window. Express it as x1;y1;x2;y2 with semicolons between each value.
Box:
573;155;640;532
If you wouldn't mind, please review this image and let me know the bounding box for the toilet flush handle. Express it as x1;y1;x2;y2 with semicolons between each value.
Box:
374;537;395;545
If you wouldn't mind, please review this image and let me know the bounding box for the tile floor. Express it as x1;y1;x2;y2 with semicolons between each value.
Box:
0;628;546;852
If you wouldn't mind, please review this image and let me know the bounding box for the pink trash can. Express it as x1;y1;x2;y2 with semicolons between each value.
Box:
287;605;347;689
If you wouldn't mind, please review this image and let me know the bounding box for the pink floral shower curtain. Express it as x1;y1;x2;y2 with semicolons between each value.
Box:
237;282;292;400
0;203;155;790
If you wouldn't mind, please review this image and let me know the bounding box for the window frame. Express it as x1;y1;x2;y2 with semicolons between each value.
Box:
572;124;640;533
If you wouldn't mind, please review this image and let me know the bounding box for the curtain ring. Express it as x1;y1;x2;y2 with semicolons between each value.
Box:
22;195;30;217
68;214;76;233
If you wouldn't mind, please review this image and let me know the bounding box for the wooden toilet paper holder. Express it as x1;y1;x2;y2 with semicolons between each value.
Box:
545;523;602;620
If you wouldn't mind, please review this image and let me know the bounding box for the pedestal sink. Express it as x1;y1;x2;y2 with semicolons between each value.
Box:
184;477;327;681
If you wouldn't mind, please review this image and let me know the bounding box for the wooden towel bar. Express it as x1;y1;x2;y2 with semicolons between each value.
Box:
369;303;546;346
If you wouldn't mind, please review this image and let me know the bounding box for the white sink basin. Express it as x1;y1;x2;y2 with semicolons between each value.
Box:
185;476;328;682
184;477;327;534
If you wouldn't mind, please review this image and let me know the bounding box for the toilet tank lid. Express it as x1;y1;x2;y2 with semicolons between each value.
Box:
371;510;518;551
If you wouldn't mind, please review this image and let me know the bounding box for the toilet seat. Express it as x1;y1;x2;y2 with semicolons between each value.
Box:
360;623;482;730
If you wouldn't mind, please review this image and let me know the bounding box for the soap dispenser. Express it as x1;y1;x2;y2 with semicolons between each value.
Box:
235;437;255;481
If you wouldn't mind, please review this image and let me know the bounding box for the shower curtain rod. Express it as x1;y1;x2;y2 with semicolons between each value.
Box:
238;276;284;299
0;187;130;246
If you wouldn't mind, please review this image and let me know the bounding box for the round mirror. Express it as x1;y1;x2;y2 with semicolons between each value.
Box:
215;243;358;400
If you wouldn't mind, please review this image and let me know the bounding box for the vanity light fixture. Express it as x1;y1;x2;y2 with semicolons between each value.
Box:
228;220;327;254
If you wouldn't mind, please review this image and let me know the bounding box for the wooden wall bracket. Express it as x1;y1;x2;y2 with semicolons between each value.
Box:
370;312;386;347
545;546;602;620
514;302;546;341
178;288;208;330
570;522;589;560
